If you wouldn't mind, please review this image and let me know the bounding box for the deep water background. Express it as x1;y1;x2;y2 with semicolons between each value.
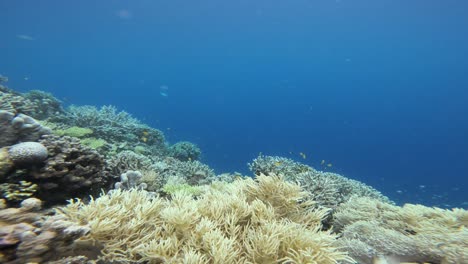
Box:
1;0;467;208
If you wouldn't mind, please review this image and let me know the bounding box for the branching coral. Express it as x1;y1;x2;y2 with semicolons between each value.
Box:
56;105;167;153
168;141;201;161
333;197;468;264
249;155;312;176
58;174;353;263
249;155;392;209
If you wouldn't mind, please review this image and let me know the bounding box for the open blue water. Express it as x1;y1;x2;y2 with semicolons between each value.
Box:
2;0;468;208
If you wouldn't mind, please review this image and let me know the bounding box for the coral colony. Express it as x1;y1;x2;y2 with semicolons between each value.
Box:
0;79;467;263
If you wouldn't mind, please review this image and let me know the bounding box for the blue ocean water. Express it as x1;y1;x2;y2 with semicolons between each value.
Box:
1;0;467;208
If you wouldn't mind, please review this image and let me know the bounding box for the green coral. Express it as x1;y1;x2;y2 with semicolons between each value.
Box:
55;126;93;138
80;137;107;149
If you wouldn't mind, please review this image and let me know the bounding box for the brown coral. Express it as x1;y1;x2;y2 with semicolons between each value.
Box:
23;135;114;205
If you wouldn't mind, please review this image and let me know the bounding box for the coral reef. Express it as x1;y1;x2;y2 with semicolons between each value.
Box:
249;155;392;209
8;142;48;165
0;110;52;148
106;150;153;176
0;91;37;117
0;181;38;202
55;126;93;138
59;175;352;263
168;141;201;161
333;197;468;264
0;198;90;263
22;89;64;119
249;155;312;176
56;105;167;152
0;85;63;119
19;135;113;205
79;137;107;151
152;157;217;186
114;170;148;191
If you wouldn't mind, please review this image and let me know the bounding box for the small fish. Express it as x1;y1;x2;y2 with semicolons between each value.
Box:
160;92;168;97
141;136;148;142
299;152;306;159
142;131;149;136
327;163;332;167
24;76;29;81
274;161;282;166
321;160;325;165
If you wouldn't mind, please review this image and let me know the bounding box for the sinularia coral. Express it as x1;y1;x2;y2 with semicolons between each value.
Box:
58;174;353;264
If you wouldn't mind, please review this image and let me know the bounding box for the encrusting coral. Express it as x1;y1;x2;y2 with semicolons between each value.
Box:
58;174;353;263
333;196;468;264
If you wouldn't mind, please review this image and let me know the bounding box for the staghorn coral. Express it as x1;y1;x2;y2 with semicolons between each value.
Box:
0;110;52;148
0;198;90;264
58;174;353;263
333;197;468;264
249;155;392;209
